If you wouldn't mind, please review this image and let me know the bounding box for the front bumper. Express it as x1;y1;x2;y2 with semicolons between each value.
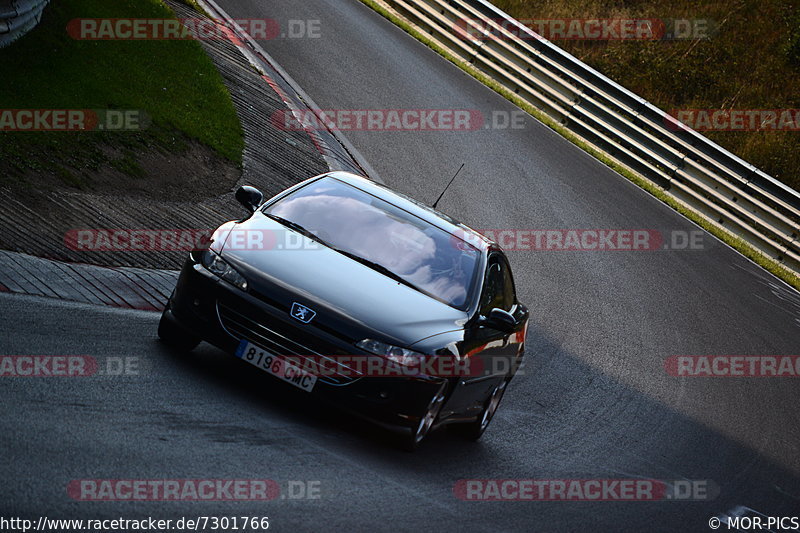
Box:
167;255;449;433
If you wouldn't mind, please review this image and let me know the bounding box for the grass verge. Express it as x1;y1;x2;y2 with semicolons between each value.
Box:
0;0;243;189
357;0;800;291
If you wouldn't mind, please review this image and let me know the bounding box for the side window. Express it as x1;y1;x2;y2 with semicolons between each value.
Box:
500;258;515;310
480;256;515;314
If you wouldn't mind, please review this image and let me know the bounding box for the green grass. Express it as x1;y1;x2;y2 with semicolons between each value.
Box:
358;0;800;291
0;0;243;185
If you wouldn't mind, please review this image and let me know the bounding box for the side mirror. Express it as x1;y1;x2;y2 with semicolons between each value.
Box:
481;308;517;333
235;185;264;214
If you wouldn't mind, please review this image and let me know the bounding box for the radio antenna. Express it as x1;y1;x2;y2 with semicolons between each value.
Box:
432;163;465;210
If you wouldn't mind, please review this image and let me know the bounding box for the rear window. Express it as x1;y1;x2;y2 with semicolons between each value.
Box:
264;177;480;309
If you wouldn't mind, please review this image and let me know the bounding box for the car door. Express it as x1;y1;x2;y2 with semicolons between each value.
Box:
445;253;526;417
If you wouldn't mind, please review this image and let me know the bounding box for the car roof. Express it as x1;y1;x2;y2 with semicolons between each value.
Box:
325;171;493;254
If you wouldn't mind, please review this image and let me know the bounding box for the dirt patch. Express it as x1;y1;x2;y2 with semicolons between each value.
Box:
2;133;240;203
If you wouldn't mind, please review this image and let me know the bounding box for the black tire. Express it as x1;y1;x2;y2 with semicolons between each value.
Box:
450;377;510;441
158;307;200;352
400;381;448;452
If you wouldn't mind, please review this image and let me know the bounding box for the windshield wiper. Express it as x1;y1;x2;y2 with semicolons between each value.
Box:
267;214;424;294
331;248;423;293
266;214;327;244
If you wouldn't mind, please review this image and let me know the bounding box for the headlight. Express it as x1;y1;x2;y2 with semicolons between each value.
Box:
356;339;426;366
201;250;248;291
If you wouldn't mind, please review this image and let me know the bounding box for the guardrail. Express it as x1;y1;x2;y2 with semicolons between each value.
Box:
382;0;800;274
0;0;50;48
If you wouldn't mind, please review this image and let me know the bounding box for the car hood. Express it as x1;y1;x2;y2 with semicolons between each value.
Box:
216;213;468;347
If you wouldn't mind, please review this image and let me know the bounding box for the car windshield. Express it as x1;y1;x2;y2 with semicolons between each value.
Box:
264;177;481;309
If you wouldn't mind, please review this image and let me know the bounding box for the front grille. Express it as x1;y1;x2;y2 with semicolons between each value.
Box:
217;302;360;385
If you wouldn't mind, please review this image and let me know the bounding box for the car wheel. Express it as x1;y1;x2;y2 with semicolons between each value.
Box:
401;381;448;452
452;377;510;441
158;306;200;352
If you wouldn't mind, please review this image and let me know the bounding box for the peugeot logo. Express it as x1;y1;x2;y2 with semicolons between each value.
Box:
290;302;316;324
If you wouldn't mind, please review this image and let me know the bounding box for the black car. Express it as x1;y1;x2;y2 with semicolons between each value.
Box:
159;172;529;449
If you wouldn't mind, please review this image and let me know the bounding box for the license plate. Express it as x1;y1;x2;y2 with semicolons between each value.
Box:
235;340;317;393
